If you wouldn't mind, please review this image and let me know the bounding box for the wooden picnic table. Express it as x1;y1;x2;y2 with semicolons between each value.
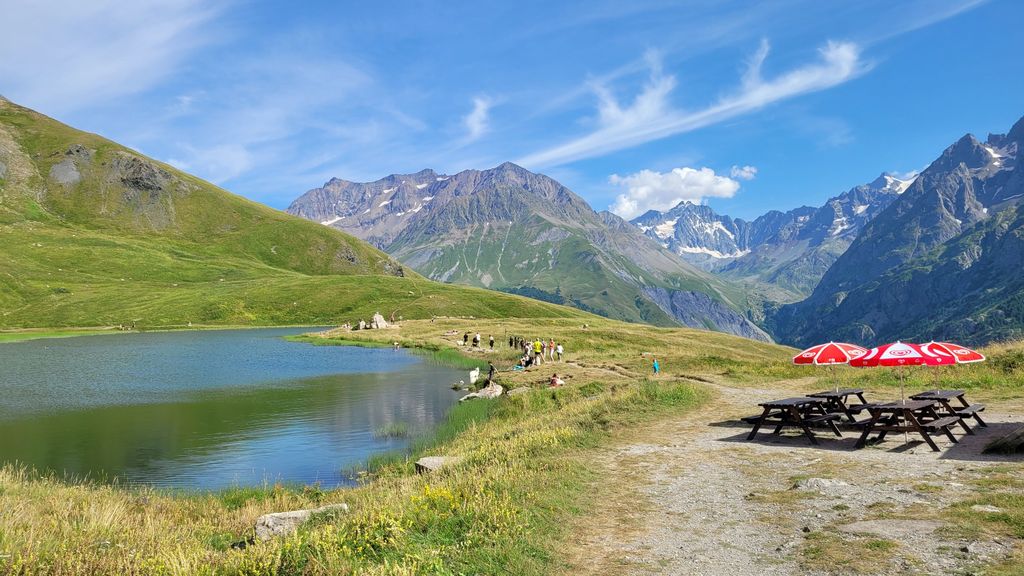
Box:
855;399;960;452
910;389;987;432
807;388;868;422
745;397;843;445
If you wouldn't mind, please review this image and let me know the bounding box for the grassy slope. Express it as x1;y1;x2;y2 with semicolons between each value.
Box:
394;215;751;329
0;100;586;328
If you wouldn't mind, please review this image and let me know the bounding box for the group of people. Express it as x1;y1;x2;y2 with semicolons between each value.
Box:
510;336;564;370
463;332;496;349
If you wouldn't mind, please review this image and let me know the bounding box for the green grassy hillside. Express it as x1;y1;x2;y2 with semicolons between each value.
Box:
0;99;587;328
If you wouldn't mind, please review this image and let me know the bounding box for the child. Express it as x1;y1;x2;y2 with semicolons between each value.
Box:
652;357;660;375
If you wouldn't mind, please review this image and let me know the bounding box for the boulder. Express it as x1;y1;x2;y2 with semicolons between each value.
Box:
794;477;849;492
254;503;349;541
414;456;460;474
460;383;503;402
469;367;480;385
371;312;388;329
357;320;366;330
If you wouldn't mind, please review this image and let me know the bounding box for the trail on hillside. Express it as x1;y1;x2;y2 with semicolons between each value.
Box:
562;379;1024;576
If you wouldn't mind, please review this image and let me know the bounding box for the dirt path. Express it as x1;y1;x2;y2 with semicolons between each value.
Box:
563;379;1024;575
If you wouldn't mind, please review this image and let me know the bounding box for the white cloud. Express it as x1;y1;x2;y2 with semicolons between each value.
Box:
730;165;758;180
0;0;219;115
463;97;493;141
517;40;868;168
609;167;741;219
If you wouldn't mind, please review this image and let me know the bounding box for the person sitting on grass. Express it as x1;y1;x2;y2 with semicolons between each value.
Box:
549;373;565;387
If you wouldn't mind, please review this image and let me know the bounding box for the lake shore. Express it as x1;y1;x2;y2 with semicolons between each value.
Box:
0;318;1021;575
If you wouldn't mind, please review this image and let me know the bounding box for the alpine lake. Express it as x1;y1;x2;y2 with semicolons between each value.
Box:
0;328;466;490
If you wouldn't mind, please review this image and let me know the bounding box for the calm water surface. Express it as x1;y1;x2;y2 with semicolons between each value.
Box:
0;328;465;489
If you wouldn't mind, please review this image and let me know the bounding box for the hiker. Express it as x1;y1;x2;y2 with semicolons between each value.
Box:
509;335;514;348
487;360;497;383
489;335;495;349
463;332;469;346
549;373;564;387
473;333;481;347
556;342;564;361
548;338;555;360
533;338;543;364
652;357;660;375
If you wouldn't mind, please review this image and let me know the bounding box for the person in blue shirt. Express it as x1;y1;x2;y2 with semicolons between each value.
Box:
652;357;660;375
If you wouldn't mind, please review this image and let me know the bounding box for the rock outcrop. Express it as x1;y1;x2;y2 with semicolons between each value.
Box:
460;382;503;401
254;503;349;541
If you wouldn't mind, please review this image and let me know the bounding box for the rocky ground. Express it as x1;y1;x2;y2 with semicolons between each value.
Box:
563;377;1024;575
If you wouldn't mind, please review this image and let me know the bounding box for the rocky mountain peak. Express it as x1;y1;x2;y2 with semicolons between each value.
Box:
1006;114;1024;144
935;133;991;171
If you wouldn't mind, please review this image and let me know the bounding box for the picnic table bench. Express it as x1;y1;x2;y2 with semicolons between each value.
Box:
909;389;986;432
807;388;869;422
855;399;959;452
744;397;843;445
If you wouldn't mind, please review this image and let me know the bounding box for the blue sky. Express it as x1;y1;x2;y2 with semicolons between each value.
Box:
2;0;1021;219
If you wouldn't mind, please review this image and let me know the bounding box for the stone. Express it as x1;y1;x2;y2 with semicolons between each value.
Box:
971;504;1002;513
795;477;849;491
468;367;480;385
357;320;366;330
371;312;388;329
254;503;349;541
415;456;460;474
459;383;503;402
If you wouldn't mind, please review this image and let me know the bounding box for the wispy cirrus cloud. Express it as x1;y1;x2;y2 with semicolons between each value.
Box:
517;40;869;169
0;0;220;115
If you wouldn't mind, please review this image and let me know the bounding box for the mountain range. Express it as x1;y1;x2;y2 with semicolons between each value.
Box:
769;116;1024;346
287;163;769;340
289;115;1024;346
6;93;1018;347
632;173;913;301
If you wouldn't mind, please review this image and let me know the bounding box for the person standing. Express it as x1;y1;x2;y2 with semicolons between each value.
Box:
463;332;469;346
556;342;564;361
489;335;495;349
652;357;660;375
548;338;555;360
533;338;543;364
473;333;481;347
509;335;514;348
487;360;497;383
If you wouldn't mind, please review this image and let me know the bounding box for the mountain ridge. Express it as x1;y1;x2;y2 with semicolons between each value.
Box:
288;162;770;340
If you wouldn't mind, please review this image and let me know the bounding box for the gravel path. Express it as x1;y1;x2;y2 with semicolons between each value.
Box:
563;378;1024;575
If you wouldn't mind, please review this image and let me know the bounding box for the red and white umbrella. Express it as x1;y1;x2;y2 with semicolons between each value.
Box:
793;342;869;365
922;342;986;364
849;341;955;367
793;342;869;392
851;341;954;403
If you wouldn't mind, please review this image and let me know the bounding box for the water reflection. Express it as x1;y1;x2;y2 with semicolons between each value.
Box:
0;329;464;489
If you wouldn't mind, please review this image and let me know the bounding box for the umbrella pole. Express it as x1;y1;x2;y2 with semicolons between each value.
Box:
900;365;910;446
